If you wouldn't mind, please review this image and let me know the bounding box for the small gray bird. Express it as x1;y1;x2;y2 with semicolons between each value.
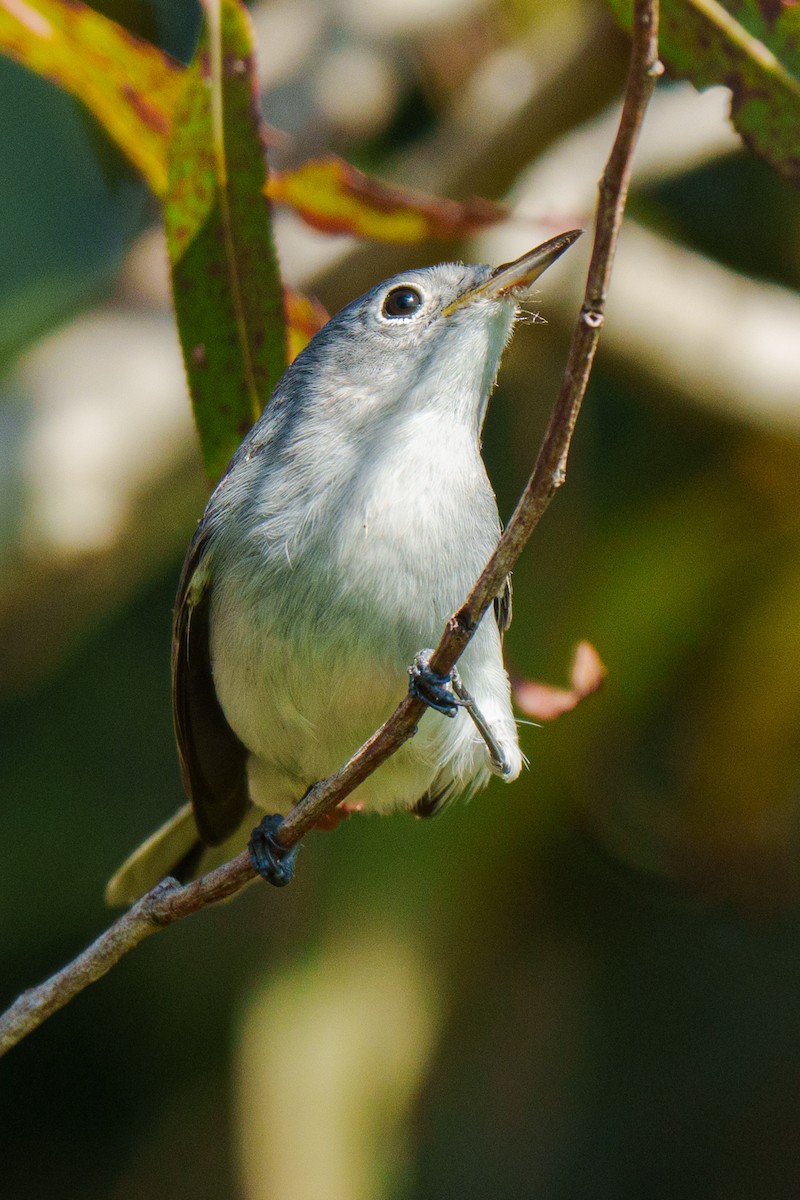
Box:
106;230;580;904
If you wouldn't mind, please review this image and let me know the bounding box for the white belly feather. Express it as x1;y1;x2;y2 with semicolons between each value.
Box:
209;413;521;815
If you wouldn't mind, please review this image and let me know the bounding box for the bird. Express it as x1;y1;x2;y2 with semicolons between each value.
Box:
106;229;581;905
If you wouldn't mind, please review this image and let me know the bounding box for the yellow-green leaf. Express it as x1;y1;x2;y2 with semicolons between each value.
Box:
0;0;181;195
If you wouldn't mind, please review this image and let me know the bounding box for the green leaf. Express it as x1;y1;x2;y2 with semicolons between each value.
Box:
607;0;800;186
164;0;285;481
0;0;181;195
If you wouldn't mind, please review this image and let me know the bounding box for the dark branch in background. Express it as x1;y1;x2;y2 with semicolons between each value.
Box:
0;0;661;1059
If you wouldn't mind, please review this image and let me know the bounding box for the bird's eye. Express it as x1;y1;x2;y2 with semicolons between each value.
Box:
382;285;423;319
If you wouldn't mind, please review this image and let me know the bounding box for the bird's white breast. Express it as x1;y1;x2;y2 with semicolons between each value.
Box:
208;406;520;815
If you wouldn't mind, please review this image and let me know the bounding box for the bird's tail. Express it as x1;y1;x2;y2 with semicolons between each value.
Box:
105;804;202;907
105;801;260;902
106;801;260;907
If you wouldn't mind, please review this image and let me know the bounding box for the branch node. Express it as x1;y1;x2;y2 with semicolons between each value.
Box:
581;308;604;330
151;877;182;898
598;174;614;201
143;877;184;924
449;611;474;639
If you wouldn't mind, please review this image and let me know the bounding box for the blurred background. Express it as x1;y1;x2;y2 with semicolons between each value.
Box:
3;1;800;1197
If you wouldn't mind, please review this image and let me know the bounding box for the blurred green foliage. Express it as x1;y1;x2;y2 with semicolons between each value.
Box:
2;1;800;1198
0;0;200;367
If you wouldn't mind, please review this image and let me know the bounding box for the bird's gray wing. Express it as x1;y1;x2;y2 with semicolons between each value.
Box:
172;521;250;847
493;573;513;637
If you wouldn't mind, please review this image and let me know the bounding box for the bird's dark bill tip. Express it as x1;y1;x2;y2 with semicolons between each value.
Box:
489;228;583;283
443;228;582;315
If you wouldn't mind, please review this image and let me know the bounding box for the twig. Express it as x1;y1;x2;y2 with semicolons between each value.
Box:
276;0;662;844
0;0;660;1059
0;860;257;1056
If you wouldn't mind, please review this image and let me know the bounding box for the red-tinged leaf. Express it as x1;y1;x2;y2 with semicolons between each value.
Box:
267;155;506;243
164;0;285;481
513;641;607;722
284;288;329;362
0;0;181;195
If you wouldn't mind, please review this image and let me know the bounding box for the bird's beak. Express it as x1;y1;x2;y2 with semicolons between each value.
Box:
442;229;582;317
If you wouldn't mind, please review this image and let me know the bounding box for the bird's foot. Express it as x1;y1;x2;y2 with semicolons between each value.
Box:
312;802;363;832
409;650;513;778
248;813;299;887
408;649;466;718
449;674;515;779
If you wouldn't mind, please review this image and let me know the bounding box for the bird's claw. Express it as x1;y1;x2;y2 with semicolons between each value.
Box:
408;649;465;718
248;813;299;887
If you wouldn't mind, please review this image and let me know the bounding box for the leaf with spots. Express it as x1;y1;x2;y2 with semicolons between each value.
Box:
0;0;181;195
267;155;506;242
164;0;285;481
607;0;800;187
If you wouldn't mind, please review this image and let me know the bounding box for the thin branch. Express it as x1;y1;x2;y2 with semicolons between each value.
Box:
0;0;660;1059
0;859;256;1056
276;0;662;844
